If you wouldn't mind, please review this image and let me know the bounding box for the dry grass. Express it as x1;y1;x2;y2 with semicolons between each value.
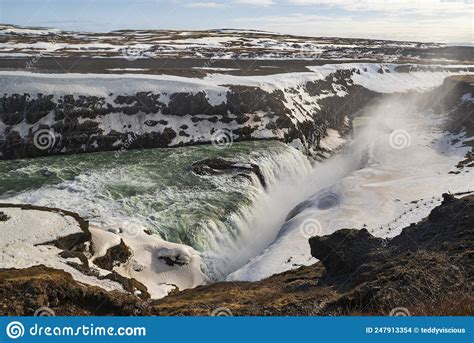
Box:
408;295;474;316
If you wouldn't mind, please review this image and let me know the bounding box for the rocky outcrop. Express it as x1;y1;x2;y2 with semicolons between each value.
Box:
441;76;474;171
157;248;193;267
0;265;148;316
438;75;473;116
191;158;266;188
0;211;9;221
0;203;151;300
309;229;386;276
308;193;473;311
93;240;132;271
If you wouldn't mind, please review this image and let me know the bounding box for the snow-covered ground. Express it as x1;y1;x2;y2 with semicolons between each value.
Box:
89;224;208;298
0;206;125;292
0;24;468;63
2;63;461;95
0;204;208;298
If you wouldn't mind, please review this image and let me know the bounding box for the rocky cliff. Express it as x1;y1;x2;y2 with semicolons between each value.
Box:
1;64;471;160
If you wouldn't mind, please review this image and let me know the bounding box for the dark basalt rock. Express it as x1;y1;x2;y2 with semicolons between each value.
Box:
145;119;167;127
115;92;164;115
432;76;474;129
309;193;474;288
163;91;214;116
389;193;474;258
191;158;266;188
309;228;385;276
93;239;132;271
226;86;290;117
157;254;190;267
0;211;9;222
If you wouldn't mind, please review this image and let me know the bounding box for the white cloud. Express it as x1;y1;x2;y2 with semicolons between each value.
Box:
289;0;473;16
234;0;275;6
227;0;473;43
185;0;275;8
233;12;473;43
187;2;226;8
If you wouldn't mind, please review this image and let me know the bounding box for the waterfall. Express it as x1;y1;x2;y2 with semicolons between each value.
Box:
227;91;473;282
201;144;314;279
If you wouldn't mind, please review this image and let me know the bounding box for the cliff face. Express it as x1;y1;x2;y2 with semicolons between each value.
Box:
0;67;366;160
1;194;472;316
442;76;474;172
1;65;470;160
443;76;474;134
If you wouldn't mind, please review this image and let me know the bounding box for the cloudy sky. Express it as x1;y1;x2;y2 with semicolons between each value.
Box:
1;0;473;43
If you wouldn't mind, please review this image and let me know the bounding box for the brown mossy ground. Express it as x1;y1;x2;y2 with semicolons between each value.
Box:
0;266;145;316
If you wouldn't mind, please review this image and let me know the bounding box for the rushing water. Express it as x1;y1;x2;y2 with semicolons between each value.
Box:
0;140;311;278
